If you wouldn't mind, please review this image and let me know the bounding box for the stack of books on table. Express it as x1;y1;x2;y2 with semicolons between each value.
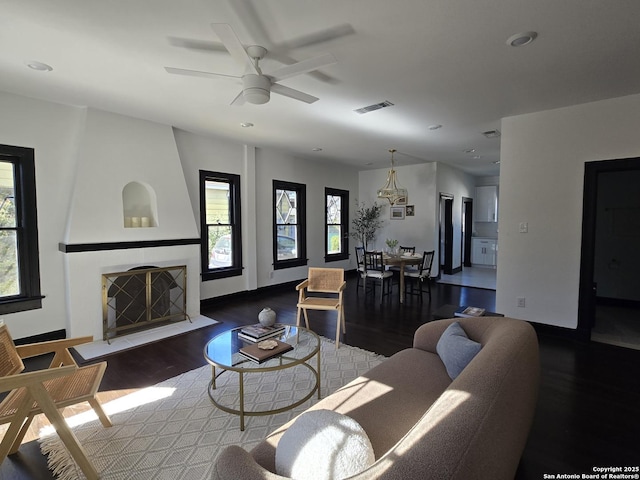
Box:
239;339;293;364
237;323;287;343
454;306;486;318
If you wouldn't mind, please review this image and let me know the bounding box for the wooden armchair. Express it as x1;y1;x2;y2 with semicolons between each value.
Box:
296;268;347;347
0;324;112;479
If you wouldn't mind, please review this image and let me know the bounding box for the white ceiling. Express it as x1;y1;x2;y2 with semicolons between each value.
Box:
2;0;640;176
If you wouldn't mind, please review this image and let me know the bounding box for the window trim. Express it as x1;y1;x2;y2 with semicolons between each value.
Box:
273;180;307;270
324;187;349;262
0;144;43;314
200;170;242;281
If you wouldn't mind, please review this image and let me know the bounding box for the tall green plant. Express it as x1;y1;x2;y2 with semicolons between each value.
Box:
350;201;383;250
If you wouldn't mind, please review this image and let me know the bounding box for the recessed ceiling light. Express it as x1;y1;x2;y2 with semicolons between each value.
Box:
312;147;323;152
428;124;442;130
472;155;482;159
240;122;254;128
506;31;537;47
493;160;501;164
26;61;53;72
464;148;476;154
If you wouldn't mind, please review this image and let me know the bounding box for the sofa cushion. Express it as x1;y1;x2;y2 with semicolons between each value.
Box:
436;321;482;379
275;409;375;480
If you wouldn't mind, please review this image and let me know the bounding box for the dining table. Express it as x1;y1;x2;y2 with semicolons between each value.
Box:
383;253;422;304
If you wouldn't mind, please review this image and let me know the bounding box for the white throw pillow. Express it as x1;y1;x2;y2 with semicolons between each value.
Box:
275;409;375;480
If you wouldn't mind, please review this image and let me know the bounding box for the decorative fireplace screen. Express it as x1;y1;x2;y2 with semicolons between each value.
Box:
102;265;189;342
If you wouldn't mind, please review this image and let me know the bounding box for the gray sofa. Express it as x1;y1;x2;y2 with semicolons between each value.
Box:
213;316;540;480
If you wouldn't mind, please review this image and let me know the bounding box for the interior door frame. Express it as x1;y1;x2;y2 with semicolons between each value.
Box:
578;156;640;339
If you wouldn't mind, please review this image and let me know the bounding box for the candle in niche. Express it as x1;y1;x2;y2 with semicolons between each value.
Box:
124;217;132;228
141;217;150;228
131;217;141;228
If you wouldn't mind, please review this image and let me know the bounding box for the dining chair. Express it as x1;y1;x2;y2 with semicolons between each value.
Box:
363;251;394;304
399;246;416;254
404;250;435;302
296;267;347;347
354;246;366;290
0;324;112;479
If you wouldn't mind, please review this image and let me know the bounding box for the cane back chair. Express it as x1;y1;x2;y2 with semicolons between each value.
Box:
0;324;112;479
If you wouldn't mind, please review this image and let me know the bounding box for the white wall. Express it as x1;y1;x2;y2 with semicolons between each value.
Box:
171;131;361;302
0;92;84;339
357;162;474;276
358;162;438;257
497;93;640;328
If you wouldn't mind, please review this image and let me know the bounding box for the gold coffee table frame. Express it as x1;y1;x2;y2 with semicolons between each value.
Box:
203;326;321;431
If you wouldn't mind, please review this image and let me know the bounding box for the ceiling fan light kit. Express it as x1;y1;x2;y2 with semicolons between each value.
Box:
242;74;271;104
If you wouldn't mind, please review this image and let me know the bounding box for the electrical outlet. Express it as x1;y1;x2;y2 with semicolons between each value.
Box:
517;297;526;308
519;222;528;233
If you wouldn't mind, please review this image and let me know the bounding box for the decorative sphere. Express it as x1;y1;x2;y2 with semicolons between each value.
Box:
258;307;276;327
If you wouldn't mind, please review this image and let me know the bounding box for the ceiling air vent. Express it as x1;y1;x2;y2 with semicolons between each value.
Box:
354;100;394;115
482;129;501;138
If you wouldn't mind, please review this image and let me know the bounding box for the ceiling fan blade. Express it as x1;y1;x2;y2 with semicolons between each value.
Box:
164;67;240;80
269;53;336;82
230;90;246;106
278;24;355;50
271;83;319;104
211;23;259;75
167;36;227;53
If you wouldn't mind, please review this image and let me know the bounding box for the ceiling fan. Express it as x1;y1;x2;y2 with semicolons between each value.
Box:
165;23;336;105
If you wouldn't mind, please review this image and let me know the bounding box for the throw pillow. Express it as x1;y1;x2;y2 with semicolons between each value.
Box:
275;409;375;480
436;321;482;380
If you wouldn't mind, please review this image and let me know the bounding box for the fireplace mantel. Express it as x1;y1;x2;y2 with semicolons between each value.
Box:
59;238;200;253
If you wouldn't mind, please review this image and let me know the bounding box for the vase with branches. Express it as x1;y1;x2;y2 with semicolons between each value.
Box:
350;201;383;250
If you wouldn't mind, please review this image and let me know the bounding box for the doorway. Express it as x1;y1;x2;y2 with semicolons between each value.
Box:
578;157;640;349
439;193;454;275
462;197;473;268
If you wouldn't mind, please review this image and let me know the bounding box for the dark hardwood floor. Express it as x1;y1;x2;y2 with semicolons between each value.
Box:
2;274;639;479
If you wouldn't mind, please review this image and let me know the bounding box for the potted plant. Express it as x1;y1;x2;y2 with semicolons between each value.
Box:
350;201;383;250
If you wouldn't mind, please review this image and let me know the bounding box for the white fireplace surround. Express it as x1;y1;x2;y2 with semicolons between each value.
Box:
63;247;200;340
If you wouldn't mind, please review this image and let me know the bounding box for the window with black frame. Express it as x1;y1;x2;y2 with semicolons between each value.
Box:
273;180;306;269
325;187;349;261
200;170;242;280
0;144;42;314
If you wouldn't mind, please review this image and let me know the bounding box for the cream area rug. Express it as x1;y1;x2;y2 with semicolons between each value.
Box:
39;338;386;479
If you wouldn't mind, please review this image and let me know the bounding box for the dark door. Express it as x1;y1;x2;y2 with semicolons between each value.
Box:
440;194;454;275
462;197;473;267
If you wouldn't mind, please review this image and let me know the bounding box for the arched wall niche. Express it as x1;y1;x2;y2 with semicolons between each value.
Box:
122;181;158;228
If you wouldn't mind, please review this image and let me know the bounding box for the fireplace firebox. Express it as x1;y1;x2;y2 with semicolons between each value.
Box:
102;265;189;342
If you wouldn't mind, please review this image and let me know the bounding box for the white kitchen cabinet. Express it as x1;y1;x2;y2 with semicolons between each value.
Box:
475;185;498;222
472;238;497;266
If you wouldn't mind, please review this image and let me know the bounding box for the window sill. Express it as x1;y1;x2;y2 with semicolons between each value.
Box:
0;295;44;314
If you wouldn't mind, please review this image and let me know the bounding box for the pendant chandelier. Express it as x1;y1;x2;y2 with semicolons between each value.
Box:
377;149;408;205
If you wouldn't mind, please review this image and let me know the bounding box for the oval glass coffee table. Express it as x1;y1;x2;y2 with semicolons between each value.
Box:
203;325;321;431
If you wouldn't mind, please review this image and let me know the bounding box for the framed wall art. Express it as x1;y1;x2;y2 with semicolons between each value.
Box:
390;206;405;220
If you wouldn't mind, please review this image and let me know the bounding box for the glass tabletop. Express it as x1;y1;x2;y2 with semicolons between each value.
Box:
203;325;320;372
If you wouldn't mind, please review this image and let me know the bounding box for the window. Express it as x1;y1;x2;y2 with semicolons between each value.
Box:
0;144;43;314
200;170;242;280
273;180;306;269
325;188;349;261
